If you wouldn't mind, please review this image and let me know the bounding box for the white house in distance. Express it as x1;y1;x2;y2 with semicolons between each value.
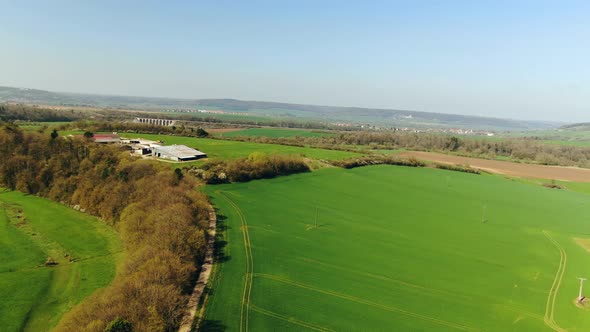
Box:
151;145;207;162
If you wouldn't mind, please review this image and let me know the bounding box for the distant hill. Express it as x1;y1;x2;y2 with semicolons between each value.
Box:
0;86;559;131
560;122;590;130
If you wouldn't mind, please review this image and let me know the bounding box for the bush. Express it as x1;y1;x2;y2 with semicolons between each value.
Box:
330;155;426;169
434;163;481;174
193;153;310;184
104;318;132;332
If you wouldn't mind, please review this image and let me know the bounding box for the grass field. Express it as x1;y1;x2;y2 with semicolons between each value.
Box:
0;191;122;332
17;121;71;132
501;129;590;147
219;128;332;138
203;166;590;331
78;132;360;162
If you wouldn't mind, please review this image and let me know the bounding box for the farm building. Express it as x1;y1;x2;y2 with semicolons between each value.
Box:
93;133;121;143
151;145;207;161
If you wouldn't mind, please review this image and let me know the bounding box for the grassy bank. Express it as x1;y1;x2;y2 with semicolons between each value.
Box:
0;191;122;332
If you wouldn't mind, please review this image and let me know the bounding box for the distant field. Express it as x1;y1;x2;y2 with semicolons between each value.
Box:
163;112;273;123
219;127;332;138
0;191;122;332
17;121;71;132
502;129;590;147
397;151;590;182
107;133;361;162
203;166;590;331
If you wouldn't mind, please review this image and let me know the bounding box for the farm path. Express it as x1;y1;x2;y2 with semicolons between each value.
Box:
178;205;217;332
542;230;568;332
218;191;254;332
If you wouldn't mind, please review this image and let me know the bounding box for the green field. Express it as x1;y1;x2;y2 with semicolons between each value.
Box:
0;191;122;332
203;166;590;331
110;133;361;162
17;121;71;132
501;129;590;147
219;128;332;138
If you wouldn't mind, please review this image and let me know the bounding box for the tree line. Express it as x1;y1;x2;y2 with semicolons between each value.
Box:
190;152;310;184
0;104;87;122
218;132;590;168
72;120;210;138
0;123;209;331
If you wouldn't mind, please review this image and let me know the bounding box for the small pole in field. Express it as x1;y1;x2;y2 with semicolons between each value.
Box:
481;204;487;223
578;277;587;302
315;207;318;229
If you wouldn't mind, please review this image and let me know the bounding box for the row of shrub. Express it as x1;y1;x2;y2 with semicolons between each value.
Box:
190;152;310;184
71;120;210;138
330;155;425;169
433;163;481;174
0;123;209;331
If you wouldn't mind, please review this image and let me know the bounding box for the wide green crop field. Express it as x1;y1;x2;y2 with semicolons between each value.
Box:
203;166;590;331
0;191;122;332
220;128;332;138
113;133;360;161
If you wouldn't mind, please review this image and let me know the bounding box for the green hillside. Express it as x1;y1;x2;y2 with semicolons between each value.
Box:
0;191;122;332
203;166;590;331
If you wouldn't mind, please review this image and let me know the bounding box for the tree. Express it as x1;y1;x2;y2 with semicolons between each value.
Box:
83;131;94;139
104;318;132;332
173;168;184;185
196;128;209;137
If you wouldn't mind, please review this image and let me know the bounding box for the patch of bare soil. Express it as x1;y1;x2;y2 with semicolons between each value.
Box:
398;151;590;182
574;238;590;253
574;297;590;309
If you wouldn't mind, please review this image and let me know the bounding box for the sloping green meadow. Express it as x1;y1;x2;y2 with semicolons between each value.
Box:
203;166;590;331
0;191;122;332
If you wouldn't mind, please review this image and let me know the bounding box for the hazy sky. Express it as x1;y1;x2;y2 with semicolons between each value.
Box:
1;1;588;122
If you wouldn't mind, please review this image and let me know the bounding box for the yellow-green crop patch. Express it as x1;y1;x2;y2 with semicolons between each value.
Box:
0;191;122;332
203;166;590;331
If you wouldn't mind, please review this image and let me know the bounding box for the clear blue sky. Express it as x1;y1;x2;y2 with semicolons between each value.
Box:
1;0;588;122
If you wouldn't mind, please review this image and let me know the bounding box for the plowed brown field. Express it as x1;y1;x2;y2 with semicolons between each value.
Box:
398;151;590;182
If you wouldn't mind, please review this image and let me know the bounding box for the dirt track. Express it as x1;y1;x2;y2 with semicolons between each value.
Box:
178;206;217;332
398;151;590;182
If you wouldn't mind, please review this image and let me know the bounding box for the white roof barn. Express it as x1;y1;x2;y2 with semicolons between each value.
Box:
151;145;207;162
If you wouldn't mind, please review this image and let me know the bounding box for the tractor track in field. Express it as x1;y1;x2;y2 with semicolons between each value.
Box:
299;256;545;323
254;273;479;331
542;230;568;332
299;256;471;300
218;191;254;332
250;305;334;332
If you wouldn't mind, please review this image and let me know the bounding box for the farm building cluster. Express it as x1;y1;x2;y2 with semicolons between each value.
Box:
85;133;207;162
